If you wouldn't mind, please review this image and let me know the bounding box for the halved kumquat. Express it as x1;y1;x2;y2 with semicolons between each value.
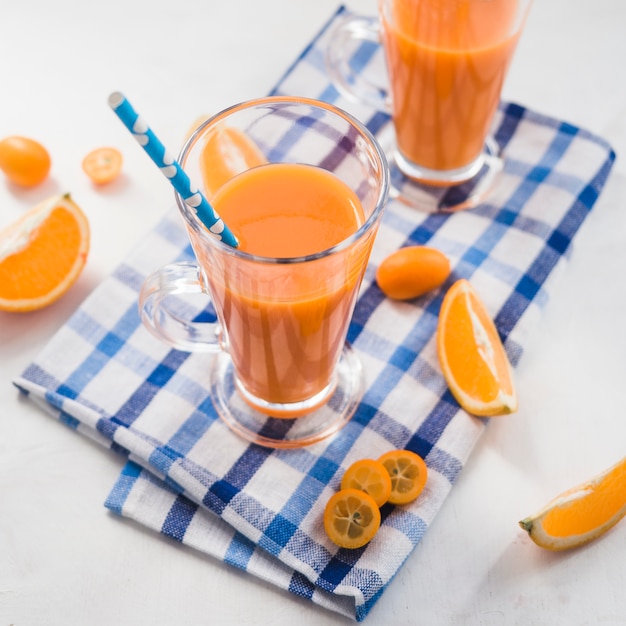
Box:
341;458;392;507
324;488;381;549
437;279;517;417
378;449;428;505
82;147;123;184
519;455;626;551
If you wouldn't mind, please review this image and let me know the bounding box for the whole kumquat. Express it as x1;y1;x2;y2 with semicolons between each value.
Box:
376;245;450;300
0;135;51;187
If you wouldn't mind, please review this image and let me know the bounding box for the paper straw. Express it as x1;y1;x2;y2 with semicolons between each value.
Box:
108;92;238;248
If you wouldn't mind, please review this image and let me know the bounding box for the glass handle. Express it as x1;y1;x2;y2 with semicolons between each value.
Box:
138;261;222;353
324;15;391;113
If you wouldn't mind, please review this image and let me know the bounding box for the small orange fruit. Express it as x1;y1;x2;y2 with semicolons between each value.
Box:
199;125;266;198
0;136;51;187
0;193;90;312
82;147;123;185
376;246;451;300
519;456;626;551
378;449;428;505
341;459;392;507
324;488;381;549
437;278;517;417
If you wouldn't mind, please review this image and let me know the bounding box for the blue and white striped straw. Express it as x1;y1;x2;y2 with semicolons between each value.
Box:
108;92;238;248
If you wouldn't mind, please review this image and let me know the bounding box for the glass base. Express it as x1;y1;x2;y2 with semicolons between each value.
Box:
209;343;364;448
378;126;504;213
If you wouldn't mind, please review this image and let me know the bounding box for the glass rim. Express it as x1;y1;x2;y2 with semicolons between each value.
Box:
175;95;389;265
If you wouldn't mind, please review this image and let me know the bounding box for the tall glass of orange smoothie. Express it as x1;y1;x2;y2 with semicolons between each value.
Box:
326;0;532;211
138;97;389;448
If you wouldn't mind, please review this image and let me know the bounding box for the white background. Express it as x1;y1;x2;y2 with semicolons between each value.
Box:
1;1;625;624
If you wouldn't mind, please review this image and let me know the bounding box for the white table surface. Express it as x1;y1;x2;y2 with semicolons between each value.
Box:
1;1;625;624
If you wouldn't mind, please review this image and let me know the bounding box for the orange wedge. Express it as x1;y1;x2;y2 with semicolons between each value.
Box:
519;456;626;551
199;125;266;198
437;278;517;416
0;193;90;312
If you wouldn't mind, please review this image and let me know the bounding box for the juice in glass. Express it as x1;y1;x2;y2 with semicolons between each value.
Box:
381;0;521;172
197;162;367;412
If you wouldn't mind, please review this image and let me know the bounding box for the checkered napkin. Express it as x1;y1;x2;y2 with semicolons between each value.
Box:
14;5;615;622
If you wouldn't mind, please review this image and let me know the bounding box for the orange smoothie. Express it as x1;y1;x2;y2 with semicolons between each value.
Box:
201;162;369;412
381;0;522;172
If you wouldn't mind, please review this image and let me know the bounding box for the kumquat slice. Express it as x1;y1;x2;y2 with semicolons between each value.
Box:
378;449;428;505
341;458;392;507
324;489;381;549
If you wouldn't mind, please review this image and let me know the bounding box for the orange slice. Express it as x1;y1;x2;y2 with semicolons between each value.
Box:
0;193;90;312
324;488;381;549
437;278;517;416
378;449;428;505
82;147;123;184
199;125;266;198
519;456;626;551
340;459;392;507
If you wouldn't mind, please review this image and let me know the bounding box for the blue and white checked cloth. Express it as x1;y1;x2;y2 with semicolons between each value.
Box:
14;6;616;622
